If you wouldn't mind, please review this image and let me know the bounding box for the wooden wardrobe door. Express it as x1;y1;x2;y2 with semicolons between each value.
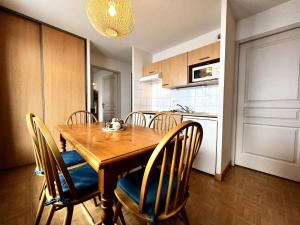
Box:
0;11;43;169
42;25;86;144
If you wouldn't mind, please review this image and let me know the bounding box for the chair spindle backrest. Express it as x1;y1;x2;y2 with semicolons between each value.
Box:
148;113;178;133
26;113;43;174
124;112;146;127
33;116;78;201
139;121;203;217
66;110;98;125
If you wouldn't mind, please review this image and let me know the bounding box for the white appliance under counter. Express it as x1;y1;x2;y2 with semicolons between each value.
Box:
183;116;217;175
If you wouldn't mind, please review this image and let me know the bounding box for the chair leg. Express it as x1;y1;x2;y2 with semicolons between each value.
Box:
180;208;190;225
119;210;126;225
114;201;126;225
63;206;74;225
45;205;55;225
92;194;101;207
34;191;46;225
93;197;99;207
38;179;46;200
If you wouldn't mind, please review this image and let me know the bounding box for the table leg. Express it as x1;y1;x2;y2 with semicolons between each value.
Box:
59;134;66;152
99;169;117;225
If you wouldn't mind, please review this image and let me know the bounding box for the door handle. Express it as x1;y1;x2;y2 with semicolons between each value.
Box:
102;103;105;109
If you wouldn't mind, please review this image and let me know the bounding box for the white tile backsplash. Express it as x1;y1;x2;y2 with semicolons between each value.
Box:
134;80;218;114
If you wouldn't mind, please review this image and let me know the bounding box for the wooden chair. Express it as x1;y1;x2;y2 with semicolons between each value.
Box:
66;110;98;125
32;116;100;225
114;121;203;225
26;113;99;224
26;113;86;170
62;110;98;166
148;113;179;132
148;113;182;173
124;111;146;127
67;110;101;206
26;113;44;176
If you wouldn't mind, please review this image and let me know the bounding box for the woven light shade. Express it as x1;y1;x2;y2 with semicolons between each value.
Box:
86;0;134;38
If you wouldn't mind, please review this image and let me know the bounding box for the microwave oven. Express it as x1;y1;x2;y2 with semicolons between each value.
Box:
192;62;220;82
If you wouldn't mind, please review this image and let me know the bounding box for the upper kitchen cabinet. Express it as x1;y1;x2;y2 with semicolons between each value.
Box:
143;61;161;76
188;41;220;66
161;53;188;88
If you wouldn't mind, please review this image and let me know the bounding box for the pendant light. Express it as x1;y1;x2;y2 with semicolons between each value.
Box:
86;0;135;38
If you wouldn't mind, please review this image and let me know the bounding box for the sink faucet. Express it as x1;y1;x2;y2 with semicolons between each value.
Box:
176;104;192;113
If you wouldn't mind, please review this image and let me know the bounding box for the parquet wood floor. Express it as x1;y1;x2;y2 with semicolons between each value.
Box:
0;165;299;225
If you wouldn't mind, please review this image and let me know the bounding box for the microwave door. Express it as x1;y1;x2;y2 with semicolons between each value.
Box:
193;66;213;82
201;66;213;78
193;69;201;80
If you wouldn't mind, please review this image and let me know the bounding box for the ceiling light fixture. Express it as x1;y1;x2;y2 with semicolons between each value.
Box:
108;0;117;17
86;0;135;38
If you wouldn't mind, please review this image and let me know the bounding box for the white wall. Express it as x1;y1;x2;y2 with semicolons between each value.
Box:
236;0;300;41
153;29;220;62
90;51;132;119
216;0;236;175
131;46;152;111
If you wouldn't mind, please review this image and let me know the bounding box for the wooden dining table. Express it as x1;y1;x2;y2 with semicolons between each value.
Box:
57;122;166;225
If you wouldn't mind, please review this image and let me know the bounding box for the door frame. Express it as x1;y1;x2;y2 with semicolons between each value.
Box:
232;26;300;167
90;65;121;120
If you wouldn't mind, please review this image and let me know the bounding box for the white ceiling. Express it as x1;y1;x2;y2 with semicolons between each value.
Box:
0;0;290;63
230;0;291;20
0;0;221;63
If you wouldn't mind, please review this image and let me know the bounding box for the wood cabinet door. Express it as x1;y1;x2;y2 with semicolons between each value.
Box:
0;11;43;169
161;53;188;88
188;41;220;66
42;25;86;144
143;62;161;76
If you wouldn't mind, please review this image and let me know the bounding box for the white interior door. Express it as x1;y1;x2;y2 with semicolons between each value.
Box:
102;74;116;121
235;28;300;182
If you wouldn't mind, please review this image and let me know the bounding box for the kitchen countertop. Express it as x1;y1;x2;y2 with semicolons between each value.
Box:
141;111;217;118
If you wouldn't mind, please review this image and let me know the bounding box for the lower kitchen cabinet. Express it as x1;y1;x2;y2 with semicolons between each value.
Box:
183;116;217;175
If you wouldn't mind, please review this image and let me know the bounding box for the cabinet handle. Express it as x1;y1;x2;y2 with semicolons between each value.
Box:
162;83;169;86
199;56;210;61
148;71;155;74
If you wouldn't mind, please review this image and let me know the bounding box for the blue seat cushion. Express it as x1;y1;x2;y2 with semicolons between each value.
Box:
59;164;98;200
117;167;177;219
34;151;85;176
60;150;85;167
